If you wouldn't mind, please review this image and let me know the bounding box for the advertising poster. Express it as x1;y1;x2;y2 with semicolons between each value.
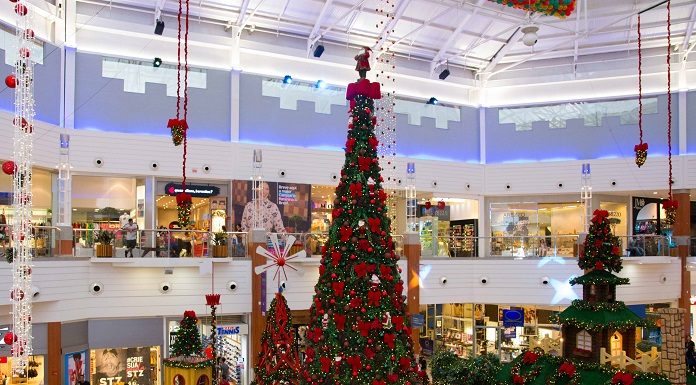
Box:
231;180;311;233
91;347;155;385
65;351;88;385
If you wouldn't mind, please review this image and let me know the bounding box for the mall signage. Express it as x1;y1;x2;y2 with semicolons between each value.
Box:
416;205;450;221
217;324;248;335
164;183;219;198
502;309;524;328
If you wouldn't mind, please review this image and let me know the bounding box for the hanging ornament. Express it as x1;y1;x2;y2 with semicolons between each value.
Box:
662;199;678;226
437;200;445;210
424;201;431;209
3;332;15;345
2;161;16;175
5;75;16;88
634;14;648;167
176;192;192;227
167;118;187;146
664;0;676;226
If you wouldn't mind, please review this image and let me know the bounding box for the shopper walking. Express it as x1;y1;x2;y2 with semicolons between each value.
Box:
122;218;138;258
687;336;696;374
220;357;230;382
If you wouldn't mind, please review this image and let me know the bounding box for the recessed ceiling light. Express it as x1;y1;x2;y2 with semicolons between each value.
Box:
653;191;658;195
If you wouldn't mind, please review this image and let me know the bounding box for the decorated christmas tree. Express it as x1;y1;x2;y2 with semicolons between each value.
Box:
165;310;212;369
555;209;651;362
300;70;419;385
252;291;302;385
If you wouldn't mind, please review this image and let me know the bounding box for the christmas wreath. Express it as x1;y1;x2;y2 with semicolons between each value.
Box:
546;361;581;385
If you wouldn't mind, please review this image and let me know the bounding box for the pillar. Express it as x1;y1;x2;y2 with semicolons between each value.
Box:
143;176;157;247
47;322;61;385
51;172;73;256
673;190;691;334
657;308;687;385
404;232;421;354
249;229;266;370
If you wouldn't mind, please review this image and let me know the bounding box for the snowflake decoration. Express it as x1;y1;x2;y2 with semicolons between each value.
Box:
254;233;306;285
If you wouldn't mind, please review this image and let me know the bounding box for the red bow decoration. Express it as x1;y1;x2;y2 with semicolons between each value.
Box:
350;297;363;309
394;282;404;295
358;321;372;337
358;239;371;251
368;136;379;149
558;362;576;377
358;156;372;171
378;190;388;202
367;263;377;273
424;201;432;209
367;290;381;306
387;373;398;383
346;138;357;153
320;357;331;373
332;208;343;218
612;245;622;256
176;192;192;205
392;316;404;331
305;347;315;361
167;118;188;129
380;264;393;282
340;227;353;242
384;333;396;349
334;314;346;331
365;347;376;359
522;351;539;364
634;142;648;151
368;218;381;233
611;372;634;385
592;209;609;222
355;262;368;278
437;200;446;210
399;357;411;372
346;356;362;374
662;199;679;209
349;183;363;198
183;310;197;319
512;374;524;385
310;327;322;343
372;380;385;385
595;261;604;270
346;79;382;100
319;264;326;275
332;282;345;297
331;251;342;267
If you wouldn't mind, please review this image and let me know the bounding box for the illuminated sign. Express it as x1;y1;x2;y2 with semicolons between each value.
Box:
164;183;220;198
217;324;248;336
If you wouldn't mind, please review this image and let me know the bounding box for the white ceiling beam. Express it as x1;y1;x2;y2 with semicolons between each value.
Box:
682;4;696;52
430;0;486;73
154;0;167;21
372;0;412;54
310;0;368;46
479;26;524;75
307;0;334;55
235;0;252;26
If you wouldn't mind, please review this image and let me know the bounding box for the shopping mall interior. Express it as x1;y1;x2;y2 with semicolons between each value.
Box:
0;0;695;384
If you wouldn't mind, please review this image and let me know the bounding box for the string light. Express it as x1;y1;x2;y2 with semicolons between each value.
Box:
10;0;36;377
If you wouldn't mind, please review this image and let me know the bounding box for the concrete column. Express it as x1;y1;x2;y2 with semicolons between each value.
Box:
47;322;62;385
249;229;266;371
404;232;421;354
658;308;687;385
673;190;691;333
230;70;241;142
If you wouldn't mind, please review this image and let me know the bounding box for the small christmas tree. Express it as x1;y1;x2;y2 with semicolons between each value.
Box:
300;69;419;384
577;210;623;273
171;310;205;358
252;291;302;385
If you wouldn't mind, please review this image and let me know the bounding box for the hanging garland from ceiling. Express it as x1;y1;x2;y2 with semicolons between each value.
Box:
662;0;678;225
634;14;648;168
489;0;576;18
166;0;193;227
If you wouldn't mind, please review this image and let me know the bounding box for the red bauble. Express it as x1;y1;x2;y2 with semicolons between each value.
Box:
424;201;432;209
2;161;16;175
5;75;16;88
23;29;34;39
15;3;28;16
437;200;446;210
3;332;15;345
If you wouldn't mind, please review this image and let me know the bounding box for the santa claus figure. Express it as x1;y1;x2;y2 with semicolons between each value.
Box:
354;46;371;79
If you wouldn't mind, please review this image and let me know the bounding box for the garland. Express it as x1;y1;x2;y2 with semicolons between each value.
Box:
163;358;214;369
565;299;629;312
634;14;648;167
545;362;581;385
510;351;542;385
663;0;678;225
551;315;651;332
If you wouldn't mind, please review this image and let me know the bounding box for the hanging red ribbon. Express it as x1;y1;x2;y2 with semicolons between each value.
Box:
664;0;678;225
634;14;648;167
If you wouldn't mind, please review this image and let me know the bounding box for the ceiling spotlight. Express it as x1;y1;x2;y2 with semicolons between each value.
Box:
427;97;438;105
313;44;325;58
315;80;327;89
521;24;539;47
153;57;162;67
154;19;165;35
439;68;450;80
282;75;293;84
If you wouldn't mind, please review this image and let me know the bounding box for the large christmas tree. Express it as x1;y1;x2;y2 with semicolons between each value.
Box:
252;291;301;385
301;76;419;385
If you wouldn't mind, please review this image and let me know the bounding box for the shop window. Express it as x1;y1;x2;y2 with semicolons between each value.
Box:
576;330;592;352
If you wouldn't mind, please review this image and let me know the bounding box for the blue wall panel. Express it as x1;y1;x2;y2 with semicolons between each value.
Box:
74;52;231;140
687;91;696;155
239;74;480;162
485;94;679;163
0;43;61;125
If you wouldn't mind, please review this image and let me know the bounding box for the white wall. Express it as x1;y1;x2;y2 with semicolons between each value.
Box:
72;175;136;209
0;168;53;208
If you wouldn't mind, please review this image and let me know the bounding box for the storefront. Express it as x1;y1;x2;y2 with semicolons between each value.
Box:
487;197;628;258
419;304;564;363
167;318;248;385
0;356;45;385
157;181;229;232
